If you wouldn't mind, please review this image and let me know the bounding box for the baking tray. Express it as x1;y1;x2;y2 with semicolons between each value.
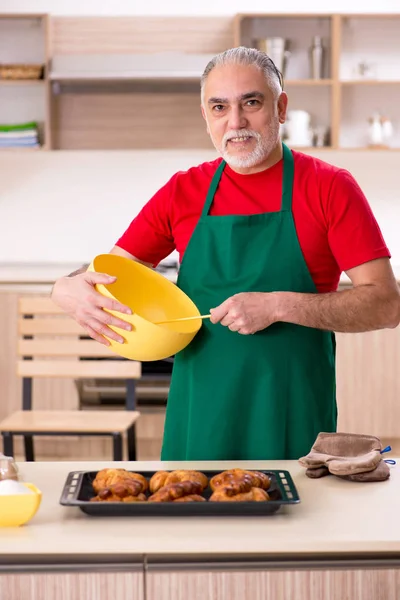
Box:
60;469;300;516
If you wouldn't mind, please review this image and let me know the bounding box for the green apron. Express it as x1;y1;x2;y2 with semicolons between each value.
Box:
161;143;337;461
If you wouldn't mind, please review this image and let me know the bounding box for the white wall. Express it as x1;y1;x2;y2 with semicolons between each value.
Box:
1;149;399;266
0;0;400;16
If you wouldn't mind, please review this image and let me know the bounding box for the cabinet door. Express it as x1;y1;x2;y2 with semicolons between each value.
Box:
336;327;400;439
146;568;400;600
0;571;144;600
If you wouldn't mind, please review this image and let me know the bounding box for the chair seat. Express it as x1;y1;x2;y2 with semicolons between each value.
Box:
0;410;140;434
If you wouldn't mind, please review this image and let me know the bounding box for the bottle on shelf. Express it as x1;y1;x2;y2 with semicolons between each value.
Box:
309;36;325;80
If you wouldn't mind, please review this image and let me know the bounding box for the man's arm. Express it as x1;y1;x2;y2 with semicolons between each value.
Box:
210;258;400;335
276;258;400;332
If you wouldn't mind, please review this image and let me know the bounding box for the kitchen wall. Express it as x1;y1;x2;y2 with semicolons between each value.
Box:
0;0;399;15
1;149;399;266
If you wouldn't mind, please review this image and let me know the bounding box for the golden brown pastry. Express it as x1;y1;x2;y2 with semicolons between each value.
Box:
149;470;208;493
149;471;169;493
148;481;203;502
209;487;270;502
210;469;270;491
92;468;148;494
90;492;147;503
173;494;206;503
99;480;143;499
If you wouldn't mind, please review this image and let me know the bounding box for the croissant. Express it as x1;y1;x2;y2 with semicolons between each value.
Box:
148;480;203;502
149;470;208;493
97;480;143;499
210;469;271;491
209;487;270;502
90;492;147;503
149;471;169;493
93;468;148;494
173;494;206;503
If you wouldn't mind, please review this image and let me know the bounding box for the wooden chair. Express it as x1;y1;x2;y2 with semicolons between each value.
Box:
0;297;141;461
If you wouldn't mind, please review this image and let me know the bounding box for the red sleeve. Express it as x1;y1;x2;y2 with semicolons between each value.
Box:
326;169;390;272
115;177;176;267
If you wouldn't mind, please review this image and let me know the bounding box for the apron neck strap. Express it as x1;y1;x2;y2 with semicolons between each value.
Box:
281;143;294;213
202;159;226;217
202;143;294;217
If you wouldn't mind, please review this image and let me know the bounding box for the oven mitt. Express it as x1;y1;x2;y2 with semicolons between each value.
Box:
298;432;390;482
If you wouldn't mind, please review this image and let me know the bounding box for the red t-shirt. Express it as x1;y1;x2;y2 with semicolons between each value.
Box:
116;151;390;293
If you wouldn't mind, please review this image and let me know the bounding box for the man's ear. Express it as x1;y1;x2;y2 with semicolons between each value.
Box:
277;92;288;124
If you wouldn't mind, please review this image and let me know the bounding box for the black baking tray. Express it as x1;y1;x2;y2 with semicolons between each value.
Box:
59;469;300;516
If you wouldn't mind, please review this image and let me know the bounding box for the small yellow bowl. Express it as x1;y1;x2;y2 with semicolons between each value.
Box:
88;254;202;361
0;483;42;527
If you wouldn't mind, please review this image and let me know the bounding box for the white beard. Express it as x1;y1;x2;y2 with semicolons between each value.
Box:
210;122;280;170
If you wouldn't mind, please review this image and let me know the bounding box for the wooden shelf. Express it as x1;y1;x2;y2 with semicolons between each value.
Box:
285;79;333;86
340;80;400;85
0;79;46;85
0;146;43;151
339;146;400;151
49;53;215;84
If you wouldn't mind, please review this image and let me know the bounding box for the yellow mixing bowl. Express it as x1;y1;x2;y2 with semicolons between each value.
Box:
87;254;202;361
0;483;42;527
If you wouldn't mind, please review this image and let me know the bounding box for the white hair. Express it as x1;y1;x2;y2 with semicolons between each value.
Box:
200;46;283;104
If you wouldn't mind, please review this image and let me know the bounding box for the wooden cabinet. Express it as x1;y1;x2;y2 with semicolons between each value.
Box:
0;571;143;600
0;14;51;150
234;13;400;150
146;568;400;600
2;13;400;151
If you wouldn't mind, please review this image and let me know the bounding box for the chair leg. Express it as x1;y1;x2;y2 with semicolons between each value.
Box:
2;432;14;457
112;433;123;461
24;435;35;462
127;425;137;461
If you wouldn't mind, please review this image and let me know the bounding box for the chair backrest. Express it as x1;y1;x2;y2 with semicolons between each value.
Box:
17;296;141;382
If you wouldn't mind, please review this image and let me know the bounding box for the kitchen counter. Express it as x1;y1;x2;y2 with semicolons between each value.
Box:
1;459;399;600
2;459;399;560
1;262;400;285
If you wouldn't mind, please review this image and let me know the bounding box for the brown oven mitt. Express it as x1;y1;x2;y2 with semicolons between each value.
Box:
298;432;390;482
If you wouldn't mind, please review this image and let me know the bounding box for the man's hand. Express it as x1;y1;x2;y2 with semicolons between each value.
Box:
209;292;279;335
51;271;133;345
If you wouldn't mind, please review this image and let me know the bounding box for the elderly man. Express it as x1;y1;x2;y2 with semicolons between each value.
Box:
52;47;399;461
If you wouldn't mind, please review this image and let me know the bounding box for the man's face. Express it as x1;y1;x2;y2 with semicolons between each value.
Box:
201;63;287;173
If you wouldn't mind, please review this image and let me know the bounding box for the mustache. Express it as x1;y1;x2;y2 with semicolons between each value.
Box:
222;129;260;150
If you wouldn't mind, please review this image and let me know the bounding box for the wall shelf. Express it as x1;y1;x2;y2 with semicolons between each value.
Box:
235;13;400;151
340;80;400;85
285;79;333;86
0;14;50;149
0;80;45;86
2;13;400;151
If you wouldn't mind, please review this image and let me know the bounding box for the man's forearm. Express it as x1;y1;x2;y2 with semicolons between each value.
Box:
275;284;400;333
66;264;89;277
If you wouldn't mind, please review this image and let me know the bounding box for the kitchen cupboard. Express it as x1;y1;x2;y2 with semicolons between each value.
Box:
0;14;51;149
1;572;143;600
234;13;400;150
1;13;400;151
1;284;400;460
3;568;397;600
145;569;400;600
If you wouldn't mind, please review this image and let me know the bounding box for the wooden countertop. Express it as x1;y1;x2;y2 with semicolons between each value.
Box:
1;263;400;286
1;459;399;563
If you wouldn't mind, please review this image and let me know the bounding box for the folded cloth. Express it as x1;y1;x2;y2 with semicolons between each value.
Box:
0;130;38;139
299;432;390;482
0;121;38;132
